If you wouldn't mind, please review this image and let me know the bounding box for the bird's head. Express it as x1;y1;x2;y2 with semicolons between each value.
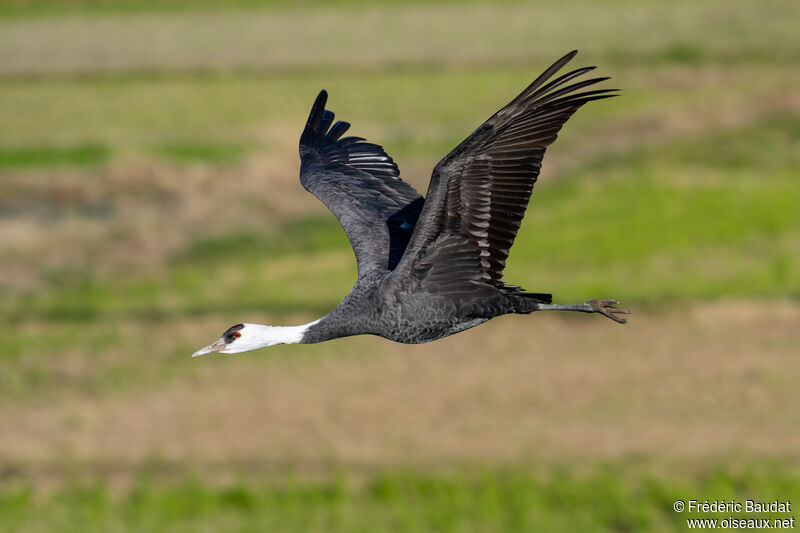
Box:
192;323;266;357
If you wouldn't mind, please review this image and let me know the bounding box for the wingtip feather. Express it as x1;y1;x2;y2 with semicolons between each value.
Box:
305;90;329;133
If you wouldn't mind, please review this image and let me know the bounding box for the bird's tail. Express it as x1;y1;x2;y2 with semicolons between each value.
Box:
518;292;553;304
508;291;553;314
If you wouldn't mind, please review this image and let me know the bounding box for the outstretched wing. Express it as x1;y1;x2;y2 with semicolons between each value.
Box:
396;51;617;296
299;91;424;278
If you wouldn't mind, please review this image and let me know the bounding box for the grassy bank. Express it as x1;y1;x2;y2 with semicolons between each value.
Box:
2;465;799;532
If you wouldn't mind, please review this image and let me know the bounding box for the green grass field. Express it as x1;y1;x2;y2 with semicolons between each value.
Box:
3;466;799;532
1;0;799;531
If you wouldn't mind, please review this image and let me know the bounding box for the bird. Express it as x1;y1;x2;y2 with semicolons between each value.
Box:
192;50;630;357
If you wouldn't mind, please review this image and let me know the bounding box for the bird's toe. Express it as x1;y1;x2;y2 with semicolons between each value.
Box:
588;299;631;324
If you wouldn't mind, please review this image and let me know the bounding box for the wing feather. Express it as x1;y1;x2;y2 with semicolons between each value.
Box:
396;51;617;296
299;91;424;277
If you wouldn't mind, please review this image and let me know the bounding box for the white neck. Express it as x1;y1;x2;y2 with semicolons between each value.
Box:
256;323;314;346
238;320;320;351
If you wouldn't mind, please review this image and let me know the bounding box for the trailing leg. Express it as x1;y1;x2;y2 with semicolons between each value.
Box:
535;299;630;323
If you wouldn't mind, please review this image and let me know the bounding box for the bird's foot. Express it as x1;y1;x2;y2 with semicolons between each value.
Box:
587;299;630;324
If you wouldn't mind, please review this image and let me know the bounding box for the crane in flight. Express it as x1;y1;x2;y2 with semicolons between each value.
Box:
193;50;629;357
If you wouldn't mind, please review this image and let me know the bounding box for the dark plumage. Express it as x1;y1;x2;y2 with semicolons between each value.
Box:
192;51;629;357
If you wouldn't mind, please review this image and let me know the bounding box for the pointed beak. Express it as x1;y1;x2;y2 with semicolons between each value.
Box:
192;338;226;358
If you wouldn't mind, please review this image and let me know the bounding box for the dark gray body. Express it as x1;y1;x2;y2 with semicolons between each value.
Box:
295;52;620;345
303;271;536;344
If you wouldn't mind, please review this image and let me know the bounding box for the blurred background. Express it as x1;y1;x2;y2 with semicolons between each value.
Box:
1;0;799;531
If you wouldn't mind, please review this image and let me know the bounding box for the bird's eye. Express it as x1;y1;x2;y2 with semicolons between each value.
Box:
234;332;241;338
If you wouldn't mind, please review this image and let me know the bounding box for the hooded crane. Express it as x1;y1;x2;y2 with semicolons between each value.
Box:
193;50;629;357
